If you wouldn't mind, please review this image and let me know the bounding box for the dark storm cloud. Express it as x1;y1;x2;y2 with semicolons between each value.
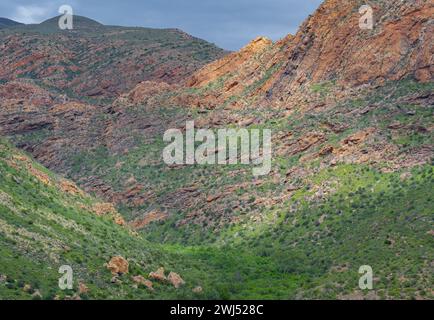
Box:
0;0;323;50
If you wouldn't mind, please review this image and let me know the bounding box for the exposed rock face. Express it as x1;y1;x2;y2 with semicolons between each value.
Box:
188;36;273;88
132;276;154;290
168;272;185;289
107;256;129;275
265;0;433;104
114;216;126;226
129;211;168;230
23;284;32;293
59;179;85;196
92;203;117;216
0;0;432;242
31;290;42;300
92;203;126;226
149;267;167;282
0;24;226;99
159;0;432;110
0;0;432;301
121;81;174;105
118;36;279;110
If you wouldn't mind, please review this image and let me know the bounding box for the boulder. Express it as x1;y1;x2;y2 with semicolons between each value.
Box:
107;256;129;275
132;275;154;291
168;272;185;289
149;267;166;282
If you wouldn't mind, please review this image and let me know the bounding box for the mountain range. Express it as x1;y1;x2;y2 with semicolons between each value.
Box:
0;0;433;300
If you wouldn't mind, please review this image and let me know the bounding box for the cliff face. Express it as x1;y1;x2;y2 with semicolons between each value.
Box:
265;0;433;104
172;0;433;108
188;36;274;88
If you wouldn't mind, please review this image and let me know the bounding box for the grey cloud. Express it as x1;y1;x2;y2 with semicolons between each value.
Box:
0;0;323;50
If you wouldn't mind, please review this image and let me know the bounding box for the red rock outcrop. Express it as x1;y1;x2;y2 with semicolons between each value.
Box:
129;211;168;230
188;36;273;88
149;267;167;282
264;0;434;105
157;0;433;110
107;256;129;275
132;276;154;290
168;272;185;289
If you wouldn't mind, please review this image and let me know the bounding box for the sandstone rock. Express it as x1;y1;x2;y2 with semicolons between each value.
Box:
286;185;300;192
114;216;126;226
188;36;273;89
129;211;168;230
125;176;137;186
415;68;432;83
59;179;85;196
319;146;334;156
149;267;166;282
0;26;225;100
107;256;129;275
28;166;51;186
267;0;434;103
168;272;185;289
132;275;154;291
93;203;117;216
92;203;126;226
124;81;173;104
290;133;325;155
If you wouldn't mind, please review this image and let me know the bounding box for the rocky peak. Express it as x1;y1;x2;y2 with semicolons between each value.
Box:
242;36;273;54
184;0;432;107
265;0;433;103
187;36;273;88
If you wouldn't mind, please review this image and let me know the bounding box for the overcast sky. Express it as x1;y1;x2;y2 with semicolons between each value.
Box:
0;0;323;50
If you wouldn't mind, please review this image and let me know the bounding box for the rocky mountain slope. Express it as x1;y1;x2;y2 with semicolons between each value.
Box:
178;0;433;109
0;0;433;299
1;138;305;299
0;16;226;100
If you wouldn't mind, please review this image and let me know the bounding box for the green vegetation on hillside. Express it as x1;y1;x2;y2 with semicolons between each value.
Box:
1;135;432;299
0;139;305;300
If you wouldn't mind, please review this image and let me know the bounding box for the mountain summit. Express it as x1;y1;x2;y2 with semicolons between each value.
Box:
0;17;226;98
39;15;104;29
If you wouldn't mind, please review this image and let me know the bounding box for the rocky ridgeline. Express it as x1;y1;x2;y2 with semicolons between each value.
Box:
117;0;432;111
